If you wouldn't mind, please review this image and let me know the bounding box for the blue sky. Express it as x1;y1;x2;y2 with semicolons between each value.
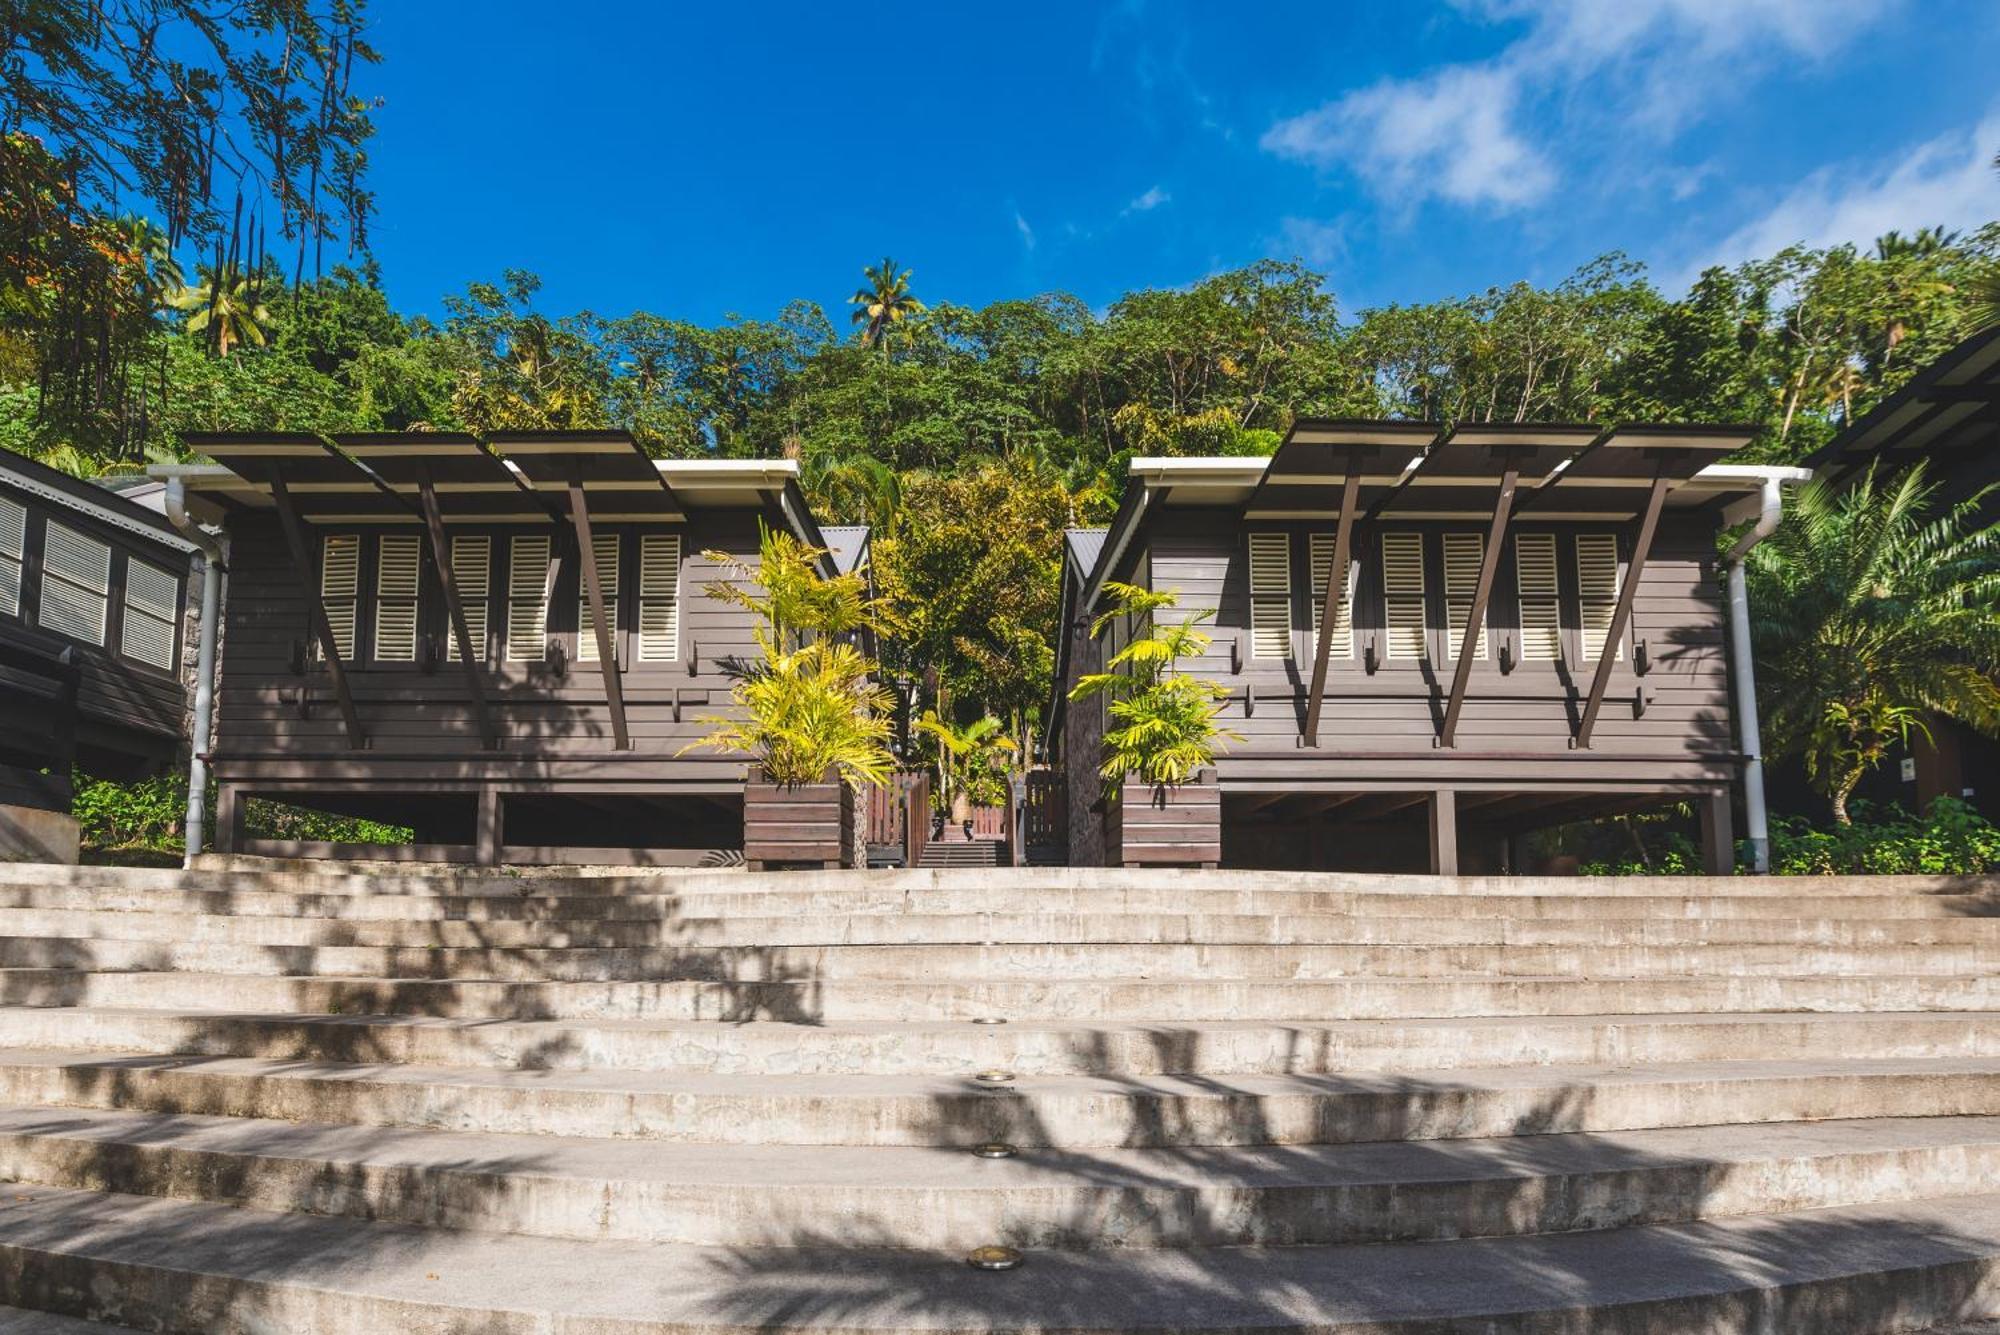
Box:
360;0;2000;326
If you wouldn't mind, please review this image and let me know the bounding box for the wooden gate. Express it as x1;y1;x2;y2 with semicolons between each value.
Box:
1024;770;1068;861
865;770;930;867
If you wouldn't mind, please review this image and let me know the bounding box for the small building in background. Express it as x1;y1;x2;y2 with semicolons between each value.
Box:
0;450;198;862
156;433;854;866
1047;421;1791;874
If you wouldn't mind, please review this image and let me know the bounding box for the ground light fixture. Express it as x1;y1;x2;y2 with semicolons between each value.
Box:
973;1069;1015;1085
966;1245;1024;1271
971;1142;1017;1159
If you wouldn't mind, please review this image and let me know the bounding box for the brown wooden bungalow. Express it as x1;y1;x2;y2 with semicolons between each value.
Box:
1047;420;1805;874
1807;325;2000;819
1;449;199;862
154;433;855;866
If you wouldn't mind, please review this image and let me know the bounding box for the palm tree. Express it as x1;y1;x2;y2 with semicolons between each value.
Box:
1747;463;2000;824
913;710;1017;815
172;267;272;356
848;257;925;357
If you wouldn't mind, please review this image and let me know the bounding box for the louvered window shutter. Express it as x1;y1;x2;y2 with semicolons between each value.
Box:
507;534;551;662
374;534;421;662
576;533;621;663
318;534;359;662
638;534;681;662
39;521;111;645
0;496;24;618
1576;533;1622;661
1380;532;1428;659
1248;533;1291;659
1309;532;1354;659
446;535;490;662
1514;532;1562;662
1442;532;1488;660
121;560;179;669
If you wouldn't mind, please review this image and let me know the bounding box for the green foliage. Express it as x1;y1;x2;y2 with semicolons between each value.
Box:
682;524;897;788
71;772;187;854
1574;798;2000;876
913;712;1016;809
241;799;413;846
1069;582;1238;789
1747;463;2000;823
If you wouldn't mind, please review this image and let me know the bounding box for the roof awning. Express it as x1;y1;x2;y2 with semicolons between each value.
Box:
1809;326;2000;477
186;434;413;522
1243;419;1435;518
1518;425;1757;519
340;433;556;523
490;431;685;522
1377;423;1601;519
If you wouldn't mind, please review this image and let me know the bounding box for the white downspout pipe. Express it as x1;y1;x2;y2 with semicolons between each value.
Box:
165;479;225;869
1724;477;1787;874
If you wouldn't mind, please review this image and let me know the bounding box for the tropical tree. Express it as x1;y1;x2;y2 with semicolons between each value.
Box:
912;711;1017;811
1748;463;2000;824
1068;582;1237;790
849;257;925;356
173;268;276;356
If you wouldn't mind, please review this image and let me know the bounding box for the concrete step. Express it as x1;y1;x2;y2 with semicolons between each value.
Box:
0;1307;120;1334
1;1050;1993;1148
6;879;1996;924
4;935;1990;983
8;1006;1997;1078
3;1181;1997;1332
6;967;1994;1021
5;904;1998;950
2;1105;1995;1249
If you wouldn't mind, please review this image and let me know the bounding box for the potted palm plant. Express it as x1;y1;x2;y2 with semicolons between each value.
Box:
684;524;895;869
914;711;1017;840
1067;582;1237;868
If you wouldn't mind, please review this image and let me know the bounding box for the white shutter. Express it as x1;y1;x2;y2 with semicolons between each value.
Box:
507;535;551;662
319;534;359;662
1577;533;1622;661
120;559;179;670
446;535;490;662
638;533;681;663
576;533;621;663
373;534;421;662
0;496;23;618
1248;532;1291;659
40;521;110;645
1442;532;1488;660
1381;531;1427;660
1309;533;1354;659
1514;532;1562;662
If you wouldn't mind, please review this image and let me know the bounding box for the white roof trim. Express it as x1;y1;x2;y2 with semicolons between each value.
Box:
8;468;199;555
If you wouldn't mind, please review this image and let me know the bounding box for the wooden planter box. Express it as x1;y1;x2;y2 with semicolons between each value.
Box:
744;779;855;871
1105;769;1220;869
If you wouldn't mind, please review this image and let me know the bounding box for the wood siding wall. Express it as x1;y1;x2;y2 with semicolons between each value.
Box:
211;508;772;789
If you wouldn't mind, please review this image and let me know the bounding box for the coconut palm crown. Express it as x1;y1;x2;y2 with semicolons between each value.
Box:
848;257;925;354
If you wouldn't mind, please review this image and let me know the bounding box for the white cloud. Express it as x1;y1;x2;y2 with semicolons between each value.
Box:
1275;217;1349;268
1264;0;1900;210
1683;112;2000;284
1123;185;1172;215
1013;210;1036;251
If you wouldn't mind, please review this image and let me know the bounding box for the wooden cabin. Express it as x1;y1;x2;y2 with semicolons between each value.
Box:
1047;421;1782;874
0;450;198;861
1807;326;2000;819
156;433;856;866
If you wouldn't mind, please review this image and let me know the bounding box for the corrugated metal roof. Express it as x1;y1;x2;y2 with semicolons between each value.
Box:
819;524;871;575
1065;527;1107;581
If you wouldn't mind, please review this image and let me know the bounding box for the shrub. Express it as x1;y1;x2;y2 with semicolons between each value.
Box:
1575;797;2000;876
72;771;186;852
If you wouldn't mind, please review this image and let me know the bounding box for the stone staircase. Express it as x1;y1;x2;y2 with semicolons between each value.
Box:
0;862;1994;1332
917;835;1006;867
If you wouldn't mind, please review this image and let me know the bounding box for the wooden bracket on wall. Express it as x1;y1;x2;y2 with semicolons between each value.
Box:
1439;467;1519;748
1302;465;1363;747
416;472;500;751
268;474;367;751
1574;468;1672;749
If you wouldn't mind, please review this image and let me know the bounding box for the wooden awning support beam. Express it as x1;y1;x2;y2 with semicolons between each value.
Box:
1302;465;1363;747
1439;467;1519;748
567;475;631;751
416;472;500;751
268;474;366;750
1574;469;1672;749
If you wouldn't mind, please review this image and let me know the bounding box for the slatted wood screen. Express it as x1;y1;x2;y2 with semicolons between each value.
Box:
576;533;621;663
0;496;23;618
1248;532;1291;659
637;533;681;662
447;535;490;662
1514;532;1562;662
120;559;179;669
1577;533;1622;661
1380;531;1427;659
507;535;550;662
1442;532;1487;660
373;534;422;662
1309;532;1354;658
40;521;111;646
319;533;359;662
